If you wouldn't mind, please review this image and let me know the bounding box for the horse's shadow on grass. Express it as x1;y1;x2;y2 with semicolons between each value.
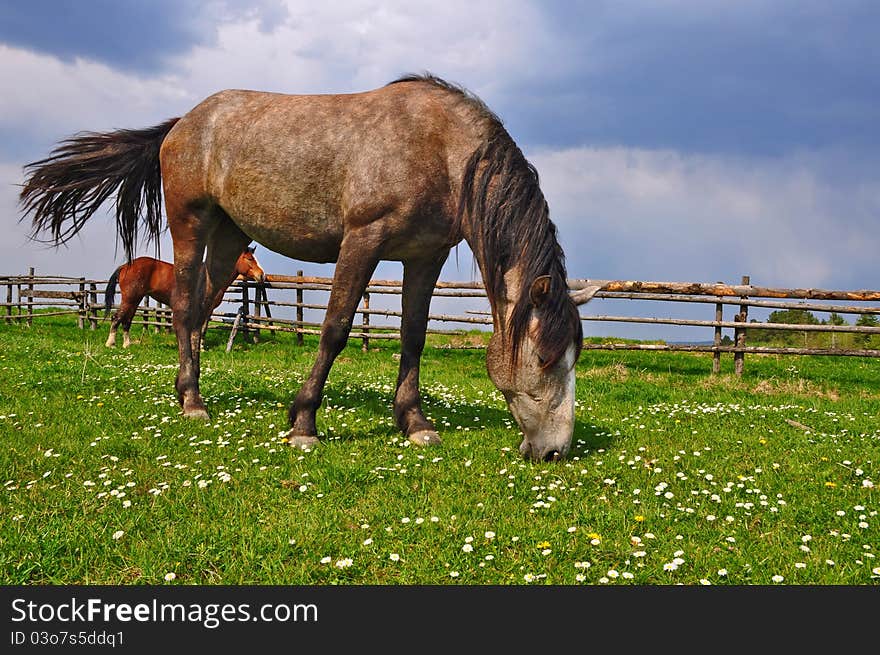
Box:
204;375;622;456
201;378;513;443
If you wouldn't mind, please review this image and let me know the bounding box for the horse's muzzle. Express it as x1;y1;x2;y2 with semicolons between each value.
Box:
519;439;568;463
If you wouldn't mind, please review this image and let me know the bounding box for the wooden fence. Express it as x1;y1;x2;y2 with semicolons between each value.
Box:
3;270;879;374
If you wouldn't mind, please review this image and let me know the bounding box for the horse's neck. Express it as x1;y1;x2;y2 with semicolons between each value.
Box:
478;258;522;335
460;227;519;335
228;263;246;285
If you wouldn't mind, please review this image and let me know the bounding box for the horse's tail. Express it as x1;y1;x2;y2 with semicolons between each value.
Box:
19;118;181;261
104;265;124;316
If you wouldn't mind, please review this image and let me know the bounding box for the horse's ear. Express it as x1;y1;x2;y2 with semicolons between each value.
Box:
529;275;552;307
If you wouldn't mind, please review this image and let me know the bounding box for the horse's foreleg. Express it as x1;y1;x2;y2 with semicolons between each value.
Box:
394;254;448;446
287;238;380;449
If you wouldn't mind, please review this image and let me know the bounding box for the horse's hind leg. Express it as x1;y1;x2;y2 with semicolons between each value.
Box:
120;306;137;348
106;301;138;348
394;253;448;446
287;235;380;449
105;313;120;347
167;207;211;420
202;217;251;344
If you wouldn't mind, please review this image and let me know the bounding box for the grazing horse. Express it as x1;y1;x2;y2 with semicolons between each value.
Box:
104;246;265;348
19;74;599;462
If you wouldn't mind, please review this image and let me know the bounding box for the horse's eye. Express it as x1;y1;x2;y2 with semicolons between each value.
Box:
537;354;546;366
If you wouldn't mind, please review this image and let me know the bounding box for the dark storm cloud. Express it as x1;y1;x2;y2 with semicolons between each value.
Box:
0;0;288;73
499;1;880;156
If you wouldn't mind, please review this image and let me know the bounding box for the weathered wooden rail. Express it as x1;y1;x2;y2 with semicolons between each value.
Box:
3;270;878;373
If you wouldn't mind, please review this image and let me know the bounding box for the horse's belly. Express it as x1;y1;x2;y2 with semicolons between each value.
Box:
229;211;343;263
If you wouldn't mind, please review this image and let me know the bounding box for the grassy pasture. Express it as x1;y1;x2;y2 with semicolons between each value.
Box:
1;316;878;585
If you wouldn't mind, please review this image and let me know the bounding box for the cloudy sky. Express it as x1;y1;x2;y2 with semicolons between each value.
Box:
1;1;877;340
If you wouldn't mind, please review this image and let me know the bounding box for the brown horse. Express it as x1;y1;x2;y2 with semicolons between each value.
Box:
19;74;599;462
104;246;265;348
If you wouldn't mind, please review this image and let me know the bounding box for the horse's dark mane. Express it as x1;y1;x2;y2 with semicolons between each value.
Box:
389;73;503;127
389;73;582;368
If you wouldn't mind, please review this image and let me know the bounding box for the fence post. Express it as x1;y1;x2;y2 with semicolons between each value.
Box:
153;299;164;334
296;270;304;346
253;281;261;344
88;282;98;330
734;275;750;377
260;283;273;329
241;282;250;341
225;305;244;353
362;292;370;352
5;282;11;324
712;283;723;374
77;277;86;328
27;267;34;326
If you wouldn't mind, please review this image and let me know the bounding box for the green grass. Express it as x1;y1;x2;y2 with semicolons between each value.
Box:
1;315;878;585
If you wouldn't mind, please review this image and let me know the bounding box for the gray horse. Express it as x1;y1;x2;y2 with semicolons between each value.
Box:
20;74;598;461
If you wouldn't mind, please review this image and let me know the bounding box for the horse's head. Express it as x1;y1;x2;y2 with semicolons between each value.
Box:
486;276;600;462
236;245;266;283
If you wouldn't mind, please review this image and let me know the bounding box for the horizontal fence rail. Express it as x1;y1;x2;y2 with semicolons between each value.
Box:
3;269;879;374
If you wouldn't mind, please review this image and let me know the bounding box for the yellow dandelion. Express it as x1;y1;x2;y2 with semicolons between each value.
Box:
536;541;551;549
634;515;645;522
758;438;767;445
587;532;602;541
824;482;837;488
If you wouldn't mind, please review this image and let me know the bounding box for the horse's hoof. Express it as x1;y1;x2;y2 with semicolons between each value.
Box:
182;407;210;420
408;430;442;446
287;434;320;450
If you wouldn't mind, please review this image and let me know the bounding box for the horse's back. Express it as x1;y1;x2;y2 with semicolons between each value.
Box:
159;82;481;262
